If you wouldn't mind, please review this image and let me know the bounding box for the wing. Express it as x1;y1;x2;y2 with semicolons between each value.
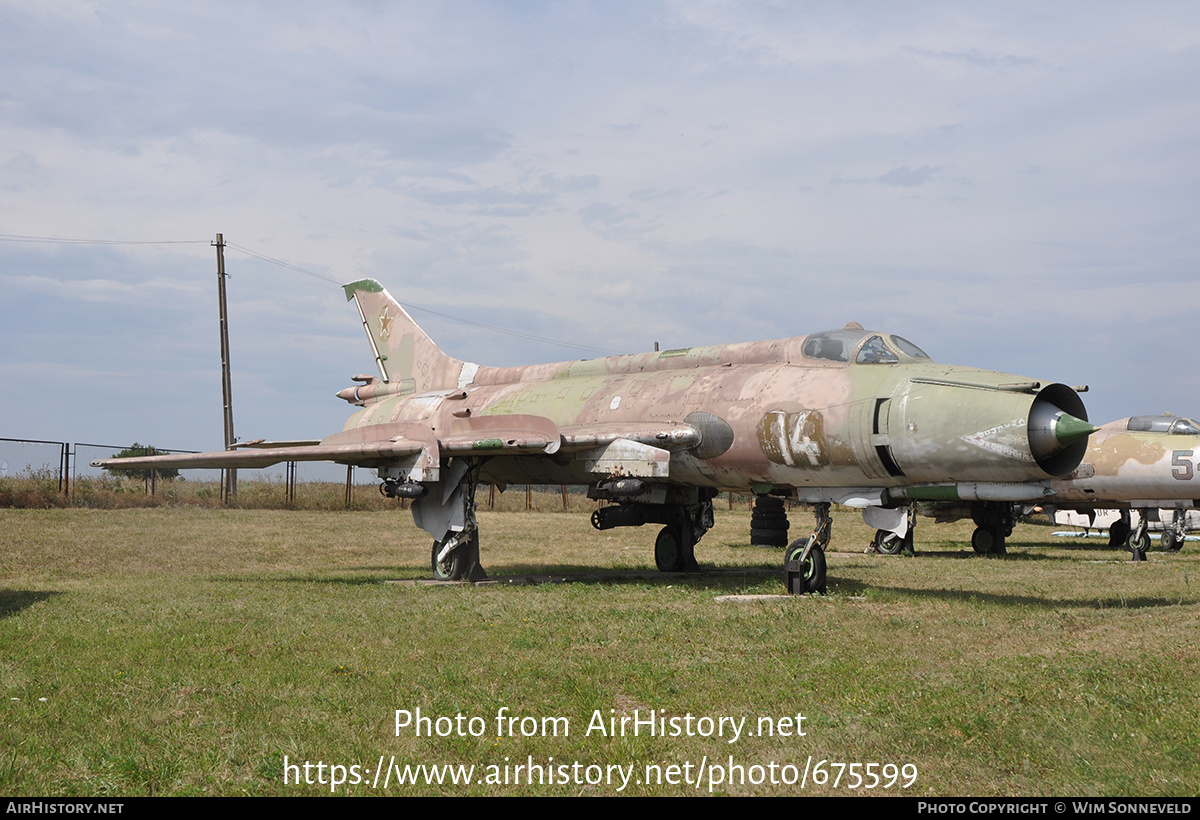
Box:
91;416;564;476
92;414;709;481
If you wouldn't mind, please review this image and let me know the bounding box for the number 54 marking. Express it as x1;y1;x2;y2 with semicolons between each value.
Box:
1172;450;1194;480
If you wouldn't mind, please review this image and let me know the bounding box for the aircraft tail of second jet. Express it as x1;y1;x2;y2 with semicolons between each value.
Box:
343;279;474;393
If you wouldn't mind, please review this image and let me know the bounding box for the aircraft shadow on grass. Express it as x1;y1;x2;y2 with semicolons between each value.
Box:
0;589;62;619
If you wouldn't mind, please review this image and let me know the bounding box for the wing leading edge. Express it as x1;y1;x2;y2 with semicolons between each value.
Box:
91;414;702;479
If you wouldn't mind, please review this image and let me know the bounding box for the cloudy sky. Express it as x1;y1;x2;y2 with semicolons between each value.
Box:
3;2;1199;469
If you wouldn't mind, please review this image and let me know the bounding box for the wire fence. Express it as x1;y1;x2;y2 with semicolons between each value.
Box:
1;436;379;508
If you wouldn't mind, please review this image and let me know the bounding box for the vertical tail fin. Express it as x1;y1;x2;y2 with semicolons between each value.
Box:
343;279;474;393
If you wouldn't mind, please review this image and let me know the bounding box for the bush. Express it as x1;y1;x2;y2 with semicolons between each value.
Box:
103;443;180;480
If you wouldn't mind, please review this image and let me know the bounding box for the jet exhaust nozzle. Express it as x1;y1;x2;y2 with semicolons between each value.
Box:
1026;384;1095;477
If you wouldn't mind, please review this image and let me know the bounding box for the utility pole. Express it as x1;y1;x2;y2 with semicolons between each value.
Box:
214;233;237;502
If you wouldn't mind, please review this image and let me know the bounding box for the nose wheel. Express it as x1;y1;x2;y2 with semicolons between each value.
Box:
785;503;830;595
785;538;827;595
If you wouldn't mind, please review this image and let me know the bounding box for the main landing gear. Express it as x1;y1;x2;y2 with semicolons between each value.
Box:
432;529;483;582
785;503;830;595
872;506;916;555
1123;509;1185;560
1159;509;1187;553
590;485;716;572
1108;511;1132;550
396;457;489;582
971;502;1014;556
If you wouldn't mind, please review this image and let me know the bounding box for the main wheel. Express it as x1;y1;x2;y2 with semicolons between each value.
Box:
1108;519;1131;549
431;538;464;581
655;526;686;572
874;529;905;555
971;527;994;555
785;538;827;594
1160;531;1183;552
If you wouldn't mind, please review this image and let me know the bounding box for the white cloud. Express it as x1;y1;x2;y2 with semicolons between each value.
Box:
1;1;1198;441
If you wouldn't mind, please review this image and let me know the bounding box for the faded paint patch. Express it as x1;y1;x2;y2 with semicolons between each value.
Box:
757;410;829;468
1091;433;1172;468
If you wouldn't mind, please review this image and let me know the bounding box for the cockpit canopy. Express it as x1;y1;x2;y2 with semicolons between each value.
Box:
801;329;932;364
1126;414;1200;436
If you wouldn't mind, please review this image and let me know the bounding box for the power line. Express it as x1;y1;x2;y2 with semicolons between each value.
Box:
226;241;622;357
402;303;622;356
225;242;342;285
0;232;623;357
0;233;207;245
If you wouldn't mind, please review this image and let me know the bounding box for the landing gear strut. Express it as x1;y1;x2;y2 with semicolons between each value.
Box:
785;503;830;595
1160;509;1186;553
413;458;488;582
971;502;1014;556
873;506;916;555
1126;510;1150;562
590;485;715;572
432;530;483;581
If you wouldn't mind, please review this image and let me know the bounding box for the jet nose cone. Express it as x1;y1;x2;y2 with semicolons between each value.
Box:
1028;406;1097;461
1052;412;1098;447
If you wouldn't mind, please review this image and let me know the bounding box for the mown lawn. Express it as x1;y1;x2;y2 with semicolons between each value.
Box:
1;506;1196;795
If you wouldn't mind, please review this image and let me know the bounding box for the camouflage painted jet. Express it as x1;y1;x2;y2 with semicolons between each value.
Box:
899;413;1200;560
1047;413;1200;558
94;279;1097;593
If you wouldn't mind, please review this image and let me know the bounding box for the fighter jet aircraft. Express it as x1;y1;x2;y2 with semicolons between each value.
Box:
1046;413;1200;558
94;279;1096;594
891;413;1200;560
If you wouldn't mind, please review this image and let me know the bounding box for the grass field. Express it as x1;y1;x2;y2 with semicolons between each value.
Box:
1;503;1197;796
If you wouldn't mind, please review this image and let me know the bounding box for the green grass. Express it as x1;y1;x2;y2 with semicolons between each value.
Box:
1;506;1196;795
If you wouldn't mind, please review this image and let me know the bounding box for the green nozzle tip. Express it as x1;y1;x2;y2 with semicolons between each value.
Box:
1055;413;1098;446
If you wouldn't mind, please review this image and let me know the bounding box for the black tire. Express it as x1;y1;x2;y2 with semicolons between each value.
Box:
750;527;789;547
655;526;686;572
971;527;994;555
431;538;463;581
1108;519;1131;549
874;530;904;555
1126;530;1150;561
1160;531;1184;552
1126;530;1150;552
785;539;827;594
